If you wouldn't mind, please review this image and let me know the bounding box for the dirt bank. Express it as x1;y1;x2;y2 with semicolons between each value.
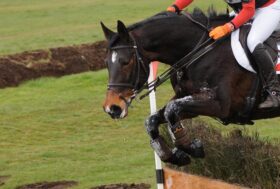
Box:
91;183;151;189
15;181;150;189
0;41;107;88
15;181;78;189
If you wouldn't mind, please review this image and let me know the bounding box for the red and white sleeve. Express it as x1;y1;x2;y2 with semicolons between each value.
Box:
231;0;256;29
174;0;193;10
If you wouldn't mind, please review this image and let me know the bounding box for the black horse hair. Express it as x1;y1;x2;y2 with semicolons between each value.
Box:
127;7;231;31
108;8;231;48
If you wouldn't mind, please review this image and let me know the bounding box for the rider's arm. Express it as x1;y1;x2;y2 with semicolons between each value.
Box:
174;0;193;10
231;0;256;29
209;0;256;40
167;0;193;13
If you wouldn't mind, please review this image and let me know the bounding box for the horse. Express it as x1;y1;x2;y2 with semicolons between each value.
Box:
101;9;280;166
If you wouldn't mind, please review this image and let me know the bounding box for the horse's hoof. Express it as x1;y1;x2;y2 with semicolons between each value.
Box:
188;139;205;158
178;139;205;158
165;148;191;166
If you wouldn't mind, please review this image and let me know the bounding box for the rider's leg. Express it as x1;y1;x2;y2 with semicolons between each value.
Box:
247;1;280;108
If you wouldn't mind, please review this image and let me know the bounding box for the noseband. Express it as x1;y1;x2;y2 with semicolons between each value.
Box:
107;36;149;97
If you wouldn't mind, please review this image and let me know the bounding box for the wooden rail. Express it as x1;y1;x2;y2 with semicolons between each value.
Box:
163;168;249;189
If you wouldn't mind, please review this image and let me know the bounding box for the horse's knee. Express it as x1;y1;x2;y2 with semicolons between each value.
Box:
145;114;160;139
164;100;180;122
164;96;194;122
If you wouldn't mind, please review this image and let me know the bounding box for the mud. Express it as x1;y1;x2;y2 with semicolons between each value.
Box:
15;182;150;189
91;183;151;189
0;41;107;88
0;175;11;186
15;181;78;189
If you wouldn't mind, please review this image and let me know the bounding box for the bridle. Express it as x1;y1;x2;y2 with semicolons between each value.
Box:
106;35;149;104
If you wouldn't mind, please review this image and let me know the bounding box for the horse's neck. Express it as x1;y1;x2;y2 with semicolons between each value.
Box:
132;16;206;66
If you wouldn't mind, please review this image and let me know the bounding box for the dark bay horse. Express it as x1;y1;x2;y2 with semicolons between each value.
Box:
102;9;280;166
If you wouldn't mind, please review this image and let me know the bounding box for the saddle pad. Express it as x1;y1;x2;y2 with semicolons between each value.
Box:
277;42;280;74
231;29;280;74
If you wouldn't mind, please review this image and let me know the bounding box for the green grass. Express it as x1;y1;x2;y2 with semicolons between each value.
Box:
0;67;177;188
0;0;226;55
0;68;280;189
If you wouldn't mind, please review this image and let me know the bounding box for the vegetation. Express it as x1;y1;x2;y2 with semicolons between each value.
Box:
165;121;280;189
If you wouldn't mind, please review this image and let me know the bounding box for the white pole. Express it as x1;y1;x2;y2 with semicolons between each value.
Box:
148;62;164;189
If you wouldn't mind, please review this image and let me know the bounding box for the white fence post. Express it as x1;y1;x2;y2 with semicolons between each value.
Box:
148;62;164;189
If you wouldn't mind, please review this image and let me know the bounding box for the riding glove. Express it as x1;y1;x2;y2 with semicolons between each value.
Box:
209;23;235;40
167;5;181;14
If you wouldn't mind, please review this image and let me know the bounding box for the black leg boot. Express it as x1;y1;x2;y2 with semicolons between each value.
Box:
252;43;280;108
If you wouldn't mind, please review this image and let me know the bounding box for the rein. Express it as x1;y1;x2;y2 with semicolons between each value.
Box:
138;37;227;100
106;12;228;102
137;12;228;99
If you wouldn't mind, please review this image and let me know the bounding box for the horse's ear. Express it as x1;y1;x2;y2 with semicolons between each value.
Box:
117;20;129;40
100;22;116;41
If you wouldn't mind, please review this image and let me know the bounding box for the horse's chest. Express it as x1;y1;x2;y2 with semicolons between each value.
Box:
172;78;194;97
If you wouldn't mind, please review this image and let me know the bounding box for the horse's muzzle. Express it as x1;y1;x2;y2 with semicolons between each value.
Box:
104;104;127;119
103;89;132;119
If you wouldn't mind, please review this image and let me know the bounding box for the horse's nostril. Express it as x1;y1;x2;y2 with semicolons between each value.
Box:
110;105;122;118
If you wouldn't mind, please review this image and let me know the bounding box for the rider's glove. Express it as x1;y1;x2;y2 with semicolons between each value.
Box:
209;22;235;40
167;4;181;14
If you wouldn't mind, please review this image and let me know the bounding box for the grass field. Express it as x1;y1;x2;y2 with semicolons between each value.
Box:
0;0;225;55
0;69;174;188
1;0;280;189
0;68;279;189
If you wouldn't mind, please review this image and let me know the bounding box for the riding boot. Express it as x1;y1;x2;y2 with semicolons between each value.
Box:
252;43;280;108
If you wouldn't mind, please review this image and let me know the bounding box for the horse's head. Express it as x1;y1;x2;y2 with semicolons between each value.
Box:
101;21;150;119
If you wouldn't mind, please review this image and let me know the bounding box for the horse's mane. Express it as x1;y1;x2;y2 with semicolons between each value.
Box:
128;7;231;31
109;12;178;48
108;8;231;48
127;11;178;31
191;7;232;23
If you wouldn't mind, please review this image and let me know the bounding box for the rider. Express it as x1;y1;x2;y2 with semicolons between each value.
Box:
167;0;280;109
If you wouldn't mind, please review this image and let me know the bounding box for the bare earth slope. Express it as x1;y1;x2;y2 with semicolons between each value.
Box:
0;41;106;88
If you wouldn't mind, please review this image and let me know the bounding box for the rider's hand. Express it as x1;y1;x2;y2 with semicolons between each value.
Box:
167;5;180;14
209;23;235;40
167;6;176;12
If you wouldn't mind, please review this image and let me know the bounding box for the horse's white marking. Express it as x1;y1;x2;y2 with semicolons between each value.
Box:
166;176;173;189
120;109;127;119
181;96;193;102
111;51;118;63
105;106;111;113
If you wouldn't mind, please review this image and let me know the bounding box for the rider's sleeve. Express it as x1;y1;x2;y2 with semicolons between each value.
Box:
231;0;255;29
174;0;193;10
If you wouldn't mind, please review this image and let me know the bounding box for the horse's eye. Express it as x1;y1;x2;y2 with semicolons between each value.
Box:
119;58;129;65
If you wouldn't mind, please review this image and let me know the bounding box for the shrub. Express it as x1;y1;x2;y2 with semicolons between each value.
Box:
162;120;280;189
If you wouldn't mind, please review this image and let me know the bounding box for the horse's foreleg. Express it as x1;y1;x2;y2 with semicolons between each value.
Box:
164;88;230;158
145;107;191;166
